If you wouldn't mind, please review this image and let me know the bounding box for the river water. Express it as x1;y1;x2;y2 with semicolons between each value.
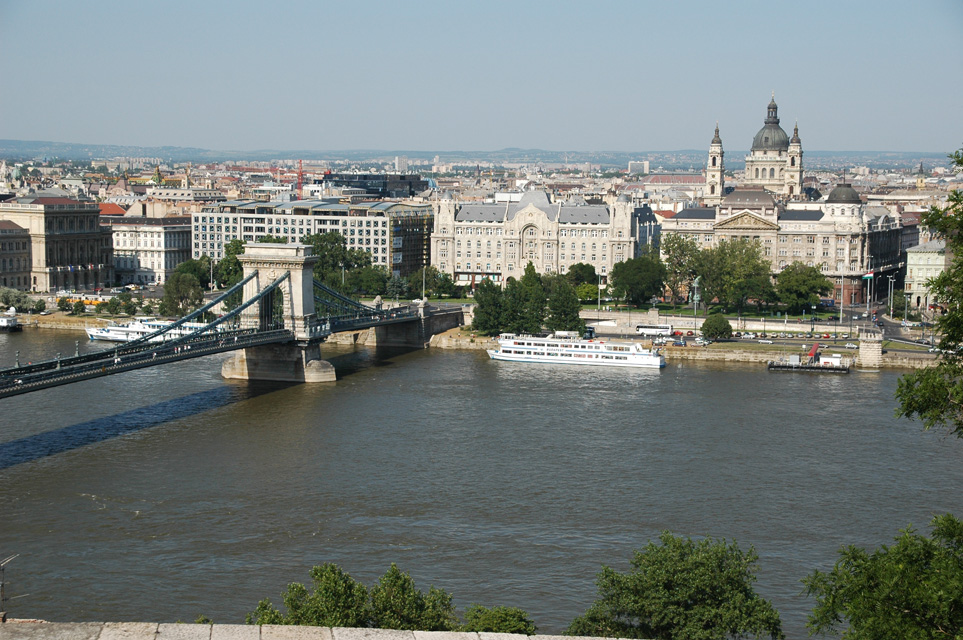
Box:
1;329;961;638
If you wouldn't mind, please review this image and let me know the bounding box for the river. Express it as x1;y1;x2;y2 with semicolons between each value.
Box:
1;329;961;638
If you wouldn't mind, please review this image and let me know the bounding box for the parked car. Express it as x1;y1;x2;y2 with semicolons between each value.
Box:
758;339;774;344
672;340;686;347
845;343;858;349
686;330;694;336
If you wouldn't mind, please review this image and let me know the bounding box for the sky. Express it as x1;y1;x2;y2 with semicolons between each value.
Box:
1;0;961;154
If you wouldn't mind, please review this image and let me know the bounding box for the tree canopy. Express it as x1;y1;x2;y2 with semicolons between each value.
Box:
660;233;700;305
776;262;833;314
159;272;203;316
568;532;783;640
696;239;774;313
896;147;963;437
700;312;733;340
566;262;598;287
804;513;963;639
545;276;585;334
610;251;665;307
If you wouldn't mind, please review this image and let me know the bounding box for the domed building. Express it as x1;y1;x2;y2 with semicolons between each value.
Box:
742;94;804;198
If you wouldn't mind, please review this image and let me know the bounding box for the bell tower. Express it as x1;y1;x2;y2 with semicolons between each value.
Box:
786;123;803;200
705;123;725;206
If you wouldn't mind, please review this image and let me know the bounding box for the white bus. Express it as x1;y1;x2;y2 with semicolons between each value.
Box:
635;323;673;336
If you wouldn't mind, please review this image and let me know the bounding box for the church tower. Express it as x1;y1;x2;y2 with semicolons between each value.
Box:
785;123;803;199
705;123;725;206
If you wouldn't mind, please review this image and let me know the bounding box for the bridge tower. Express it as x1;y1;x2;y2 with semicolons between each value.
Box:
222;243;336;383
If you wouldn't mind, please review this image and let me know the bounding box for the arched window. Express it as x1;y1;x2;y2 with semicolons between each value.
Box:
790;157;796;167
755;168;759;179
769;168;775;179
710;185;715;195
711;157;716;167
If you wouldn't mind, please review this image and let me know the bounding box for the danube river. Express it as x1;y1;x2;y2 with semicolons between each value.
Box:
1;330;961;638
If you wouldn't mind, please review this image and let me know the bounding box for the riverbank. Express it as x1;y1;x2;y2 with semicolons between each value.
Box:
428;327;937;369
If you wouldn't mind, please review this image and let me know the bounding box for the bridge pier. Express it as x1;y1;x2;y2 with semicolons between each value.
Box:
221;343;336;383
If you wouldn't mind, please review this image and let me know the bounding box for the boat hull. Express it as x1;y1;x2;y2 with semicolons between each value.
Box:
486;333;666;369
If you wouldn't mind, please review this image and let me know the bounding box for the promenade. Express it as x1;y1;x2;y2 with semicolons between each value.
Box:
0;623;623;640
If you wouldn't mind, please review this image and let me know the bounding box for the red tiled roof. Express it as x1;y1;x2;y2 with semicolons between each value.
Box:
98;203;127;215
655;210;678;219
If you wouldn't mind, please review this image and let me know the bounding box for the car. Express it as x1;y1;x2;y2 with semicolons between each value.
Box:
841;333;849;339
929;347;941;353
686;330;694;336
39;310;52;315
672;340;686;347
823;334;831;339
845;343;858;349
758;339;774;344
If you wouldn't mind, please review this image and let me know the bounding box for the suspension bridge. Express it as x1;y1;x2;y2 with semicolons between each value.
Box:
0;244;463;399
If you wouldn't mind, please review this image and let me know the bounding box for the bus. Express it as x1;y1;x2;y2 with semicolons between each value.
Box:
635;323;673;336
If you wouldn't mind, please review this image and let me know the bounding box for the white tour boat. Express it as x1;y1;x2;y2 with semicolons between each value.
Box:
487;332;666;368
85;317;216;343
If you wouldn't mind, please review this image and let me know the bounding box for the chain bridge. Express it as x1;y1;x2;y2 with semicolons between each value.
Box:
0;244;463;399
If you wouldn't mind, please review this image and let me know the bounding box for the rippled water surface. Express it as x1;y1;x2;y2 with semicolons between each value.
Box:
1;329;961;637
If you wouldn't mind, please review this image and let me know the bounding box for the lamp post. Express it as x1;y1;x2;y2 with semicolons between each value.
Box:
809;304;815;334
887;275;895;319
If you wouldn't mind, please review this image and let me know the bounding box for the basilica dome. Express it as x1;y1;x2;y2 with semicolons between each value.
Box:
751;97;790;152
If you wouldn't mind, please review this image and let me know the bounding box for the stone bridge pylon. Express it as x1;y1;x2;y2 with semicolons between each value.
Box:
221;243;336;383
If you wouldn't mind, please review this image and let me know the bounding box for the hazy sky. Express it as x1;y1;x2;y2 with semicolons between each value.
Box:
1;0;960;153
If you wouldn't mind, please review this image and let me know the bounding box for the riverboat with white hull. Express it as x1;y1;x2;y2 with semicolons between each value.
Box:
487;332;666;369
85;317;217;343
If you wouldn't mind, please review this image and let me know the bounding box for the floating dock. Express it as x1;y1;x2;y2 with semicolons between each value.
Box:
767;360;849;374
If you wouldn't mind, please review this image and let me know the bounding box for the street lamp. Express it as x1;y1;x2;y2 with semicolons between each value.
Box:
809;304;815;334
887;275;896;319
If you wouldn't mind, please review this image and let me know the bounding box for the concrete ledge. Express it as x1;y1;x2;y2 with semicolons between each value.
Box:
0;624;634;640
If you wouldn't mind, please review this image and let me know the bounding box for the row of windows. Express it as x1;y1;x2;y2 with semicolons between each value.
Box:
197;214;387;228
0;241;27;252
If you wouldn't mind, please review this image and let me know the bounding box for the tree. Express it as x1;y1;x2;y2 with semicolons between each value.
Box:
577;282;600;303
386;275;409;300
349;265;388;296
32;299;46;314
57;297;71;312
215;239;246;289
776;262;833;314
804;513;963;639
72;300;86;315
407;266;442;299
696;239;773;313
435;272;458;299
700;313;732;340
896;147;963;437
256;234;287;243
175;257;211;289
567;262;598;287
462;605;536;634
105;297;121;315
159;272;203;316
472;278;504;336
660;233;700;306
368;564;457;631
610;252;665;307
568;532;783;640
246;563;370;627
545;277;585;333
516;263;547;334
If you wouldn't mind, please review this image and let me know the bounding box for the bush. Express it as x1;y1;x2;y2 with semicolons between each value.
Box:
700;312;733;340
462;605;536;634
72;300;86;315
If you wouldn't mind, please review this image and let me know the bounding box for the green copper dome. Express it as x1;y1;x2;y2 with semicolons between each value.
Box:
751;97;789;152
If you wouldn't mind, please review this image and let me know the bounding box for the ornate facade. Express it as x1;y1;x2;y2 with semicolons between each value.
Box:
431;191;650;288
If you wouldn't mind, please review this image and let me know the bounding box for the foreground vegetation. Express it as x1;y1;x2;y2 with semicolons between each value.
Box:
243;518;963;638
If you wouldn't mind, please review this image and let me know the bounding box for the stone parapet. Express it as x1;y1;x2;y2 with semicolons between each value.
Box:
0;623;631;640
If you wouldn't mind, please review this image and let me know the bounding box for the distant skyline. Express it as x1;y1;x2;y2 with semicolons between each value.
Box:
1;0;960;154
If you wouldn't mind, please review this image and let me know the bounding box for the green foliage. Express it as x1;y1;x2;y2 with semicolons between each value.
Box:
105;297;122;315
896;148;963;437
566;262;598;287
546;277;585;333
776;262;833;313
700;313;732;340
256;234;288;243
302;232;372;292
160;272;203;316
696;239;773;313
72;300;86;315
246;563;370;627
576;282;600;302
0;286;32;311
57;297;71;312
123;299;139;315
369;564;457;631
215;239;246;290
140;301;153;315
516;263;547;334
32;299;46;314
472;278;504;336
386;275;409;300
407;266;443;299
804;513;963;639
175;256;211;289
610;251;665;307
194;616;213;625
660;233;700;305
95;301;108;314
348;265;388;297
462;605;537;634
568;532;783;640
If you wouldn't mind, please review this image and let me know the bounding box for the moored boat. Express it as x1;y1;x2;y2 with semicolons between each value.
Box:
487;332;665;368
0;316;22;332
85;317;216;343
